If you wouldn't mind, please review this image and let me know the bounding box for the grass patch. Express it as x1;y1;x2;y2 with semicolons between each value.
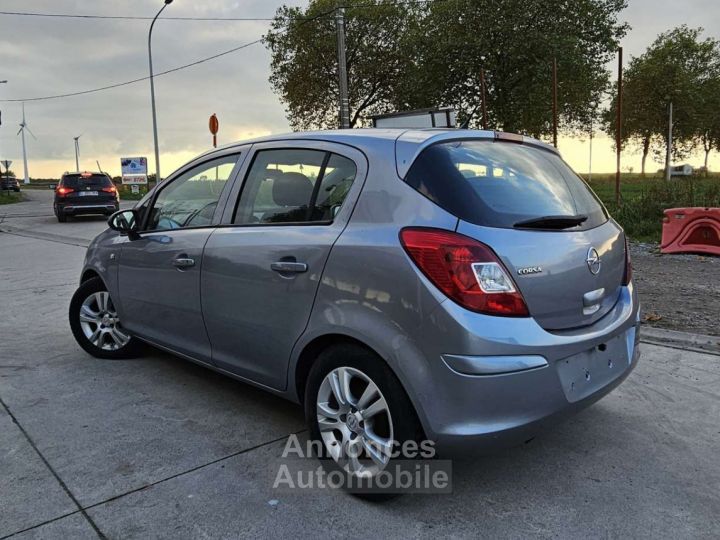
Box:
587;174;720;243
0;192;23;205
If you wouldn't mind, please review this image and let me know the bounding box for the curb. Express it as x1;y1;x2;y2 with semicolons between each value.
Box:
640;326;720;355
0;225;91;248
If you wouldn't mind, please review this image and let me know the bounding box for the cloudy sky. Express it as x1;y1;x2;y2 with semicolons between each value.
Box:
1;0;719;179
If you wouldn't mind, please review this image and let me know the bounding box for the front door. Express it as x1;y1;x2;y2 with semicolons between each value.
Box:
201;144;365;389
117;154;241;361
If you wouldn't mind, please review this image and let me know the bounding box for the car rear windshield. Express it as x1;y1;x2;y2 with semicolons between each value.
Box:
61;174;113;189
404;140;607;230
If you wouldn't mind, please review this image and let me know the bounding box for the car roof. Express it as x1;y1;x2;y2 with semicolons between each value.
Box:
198;128;560;178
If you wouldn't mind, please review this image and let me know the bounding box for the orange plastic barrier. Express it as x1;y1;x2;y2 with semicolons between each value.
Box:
661;207;720;256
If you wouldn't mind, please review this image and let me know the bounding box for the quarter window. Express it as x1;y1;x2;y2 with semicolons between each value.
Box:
233;149;356;225
145;155;238;231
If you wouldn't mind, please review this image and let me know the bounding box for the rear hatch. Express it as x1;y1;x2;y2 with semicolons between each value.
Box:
60;173;117;205
403;136;625;330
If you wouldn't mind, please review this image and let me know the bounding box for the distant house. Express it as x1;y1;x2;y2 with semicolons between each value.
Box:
670;164;694;177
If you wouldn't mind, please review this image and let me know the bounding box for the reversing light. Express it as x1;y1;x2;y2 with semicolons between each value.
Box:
472;263;517;293
399;227;529;317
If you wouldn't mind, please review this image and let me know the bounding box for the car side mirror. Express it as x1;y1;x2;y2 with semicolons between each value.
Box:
108;209;140;239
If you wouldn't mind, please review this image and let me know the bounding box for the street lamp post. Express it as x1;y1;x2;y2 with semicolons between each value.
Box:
0;81;7;189
148;0;173;183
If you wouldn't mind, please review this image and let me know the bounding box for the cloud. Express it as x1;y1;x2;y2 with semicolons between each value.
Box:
0;0;718;178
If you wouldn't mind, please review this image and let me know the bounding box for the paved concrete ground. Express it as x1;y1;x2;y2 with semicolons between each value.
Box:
1;191;719;539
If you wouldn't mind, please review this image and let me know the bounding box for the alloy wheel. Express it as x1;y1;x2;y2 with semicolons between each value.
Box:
79;291;130;351
316;366;394;477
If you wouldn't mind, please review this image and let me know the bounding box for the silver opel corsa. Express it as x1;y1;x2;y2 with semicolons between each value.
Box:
70;129;640;478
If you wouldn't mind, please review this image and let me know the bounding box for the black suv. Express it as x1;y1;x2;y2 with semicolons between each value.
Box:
54;172;119;222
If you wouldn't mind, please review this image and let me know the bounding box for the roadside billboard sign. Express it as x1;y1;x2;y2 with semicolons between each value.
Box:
121;157;147;176
121;157;148;185
122;174;148;185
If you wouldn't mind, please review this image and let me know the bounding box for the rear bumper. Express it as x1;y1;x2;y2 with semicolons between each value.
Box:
406;283;641;456
56;203;118;215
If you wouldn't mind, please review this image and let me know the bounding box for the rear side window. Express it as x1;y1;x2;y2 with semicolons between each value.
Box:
404;140;607;230
233;149;357;225
61;174;113;189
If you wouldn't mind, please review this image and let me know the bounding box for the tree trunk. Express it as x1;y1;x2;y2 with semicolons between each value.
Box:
641;136;650;177
705;148;710;176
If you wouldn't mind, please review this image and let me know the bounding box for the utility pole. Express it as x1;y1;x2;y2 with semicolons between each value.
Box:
480;68;488;130
73;135;81;172
335;6;350;129
589;115;594;183
615;47;623;206
552;58;558;148
665;101;673;181
588;100;598;182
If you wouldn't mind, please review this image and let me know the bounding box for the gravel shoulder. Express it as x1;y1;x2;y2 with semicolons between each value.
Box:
631;242;720;337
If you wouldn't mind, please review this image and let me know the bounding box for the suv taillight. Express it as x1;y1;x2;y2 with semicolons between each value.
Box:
56;186;74;196
622;235;632;285
399;227;529;317
101;186;117;193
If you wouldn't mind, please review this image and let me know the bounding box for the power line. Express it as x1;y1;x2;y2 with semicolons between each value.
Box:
0;6;340;103
0;39;264;102
0;2;440;22
0;10;274;21
0;1;442;103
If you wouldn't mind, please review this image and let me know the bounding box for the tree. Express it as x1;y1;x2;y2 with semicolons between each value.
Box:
265;0;627;135
400;0;627;136
694;75;720;172
265;0;420;130
604;26;720;175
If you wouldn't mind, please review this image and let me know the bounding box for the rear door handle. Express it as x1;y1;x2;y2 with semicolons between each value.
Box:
270;261;308;273
173;256;195;269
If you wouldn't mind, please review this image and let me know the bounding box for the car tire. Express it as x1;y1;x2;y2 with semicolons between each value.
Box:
304;344;424;501
69;277;143;359
57;211;67;223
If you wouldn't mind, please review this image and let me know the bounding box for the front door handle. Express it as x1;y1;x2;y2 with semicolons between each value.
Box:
270;261;308;273
173;256;195;269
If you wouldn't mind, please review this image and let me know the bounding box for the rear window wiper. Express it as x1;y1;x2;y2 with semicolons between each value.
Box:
513;214;588;230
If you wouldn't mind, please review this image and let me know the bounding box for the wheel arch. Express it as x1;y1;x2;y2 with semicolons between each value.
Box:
81;268;102;284
291;331;429;441
294;333;375;405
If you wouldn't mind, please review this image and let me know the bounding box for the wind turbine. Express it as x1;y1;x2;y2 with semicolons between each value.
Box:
73;134;83;172
17;103;35;185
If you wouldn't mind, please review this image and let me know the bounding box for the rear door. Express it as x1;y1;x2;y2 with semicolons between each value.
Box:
117;153;242;360
201;141;366;389
403;138;625;330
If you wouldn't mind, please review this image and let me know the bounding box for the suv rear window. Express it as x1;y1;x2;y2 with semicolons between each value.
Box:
404;140;607;230
61;174;113;189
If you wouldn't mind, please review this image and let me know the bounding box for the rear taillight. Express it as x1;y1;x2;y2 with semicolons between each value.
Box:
56;186;74;196
623;235;632;285
399;227;529;317
101;186;117;193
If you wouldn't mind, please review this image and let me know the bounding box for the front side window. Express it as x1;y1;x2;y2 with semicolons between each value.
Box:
233;149;356;225
145;155;238;231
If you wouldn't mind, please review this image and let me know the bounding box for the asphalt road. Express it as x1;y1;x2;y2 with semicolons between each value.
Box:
1;190;719;539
